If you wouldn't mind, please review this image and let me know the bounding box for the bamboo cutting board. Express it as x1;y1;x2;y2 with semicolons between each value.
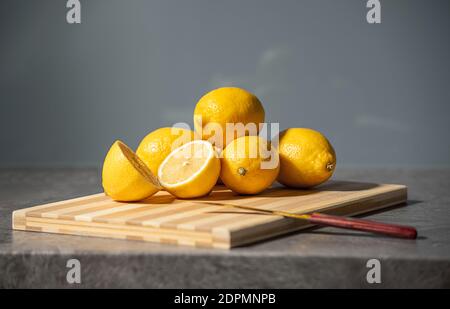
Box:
12;181;407;249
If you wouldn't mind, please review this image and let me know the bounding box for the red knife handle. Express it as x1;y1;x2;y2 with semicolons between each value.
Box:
308;213;417;239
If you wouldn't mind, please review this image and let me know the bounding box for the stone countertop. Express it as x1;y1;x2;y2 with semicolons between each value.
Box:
0;168;449;288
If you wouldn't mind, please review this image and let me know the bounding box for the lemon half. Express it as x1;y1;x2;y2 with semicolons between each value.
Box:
158;140;220;199
102;140;161;201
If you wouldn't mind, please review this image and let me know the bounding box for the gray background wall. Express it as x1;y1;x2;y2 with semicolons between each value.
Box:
1;0;449;168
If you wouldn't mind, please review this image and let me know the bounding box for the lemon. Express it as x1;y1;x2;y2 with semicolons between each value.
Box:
102;140;161;201
220;136;280;195
158;140;220;199
193;87;265;149
276;128;336;188
136;127;197;176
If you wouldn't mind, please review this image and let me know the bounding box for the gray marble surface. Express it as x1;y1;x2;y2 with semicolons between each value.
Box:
0;168;449;288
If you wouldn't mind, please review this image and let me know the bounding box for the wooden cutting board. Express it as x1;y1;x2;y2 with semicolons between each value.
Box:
12;181;407;249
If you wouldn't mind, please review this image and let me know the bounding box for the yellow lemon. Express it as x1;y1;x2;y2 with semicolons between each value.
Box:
102;140;161;202
276;128;336;188
158;140;220;199
220;136;279;195
136;127;197;176
193;87;265;149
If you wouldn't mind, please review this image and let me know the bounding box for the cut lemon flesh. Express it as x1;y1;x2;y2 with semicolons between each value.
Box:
158;140;220;198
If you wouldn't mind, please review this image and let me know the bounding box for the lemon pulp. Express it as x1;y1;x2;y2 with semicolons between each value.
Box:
158;140;220;198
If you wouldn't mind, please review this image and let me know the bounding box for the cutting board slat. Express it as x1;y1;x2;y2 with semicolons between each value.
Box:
12;181;407;249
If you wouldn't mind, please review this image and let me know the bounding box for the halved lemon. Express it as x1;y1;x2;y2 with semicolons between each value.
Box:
158;140;220;199
102;140;161;201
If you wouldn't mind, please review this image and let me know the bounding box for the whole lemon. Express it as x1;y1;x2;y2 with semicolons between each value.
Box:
136;127;197;176
220;136;279;195
276;128;336;188
193;87;265;149
102;140;161;202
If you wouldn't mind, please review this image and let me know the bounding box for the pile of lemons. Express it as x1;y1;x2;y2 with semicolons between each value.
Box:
102;87;336;201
